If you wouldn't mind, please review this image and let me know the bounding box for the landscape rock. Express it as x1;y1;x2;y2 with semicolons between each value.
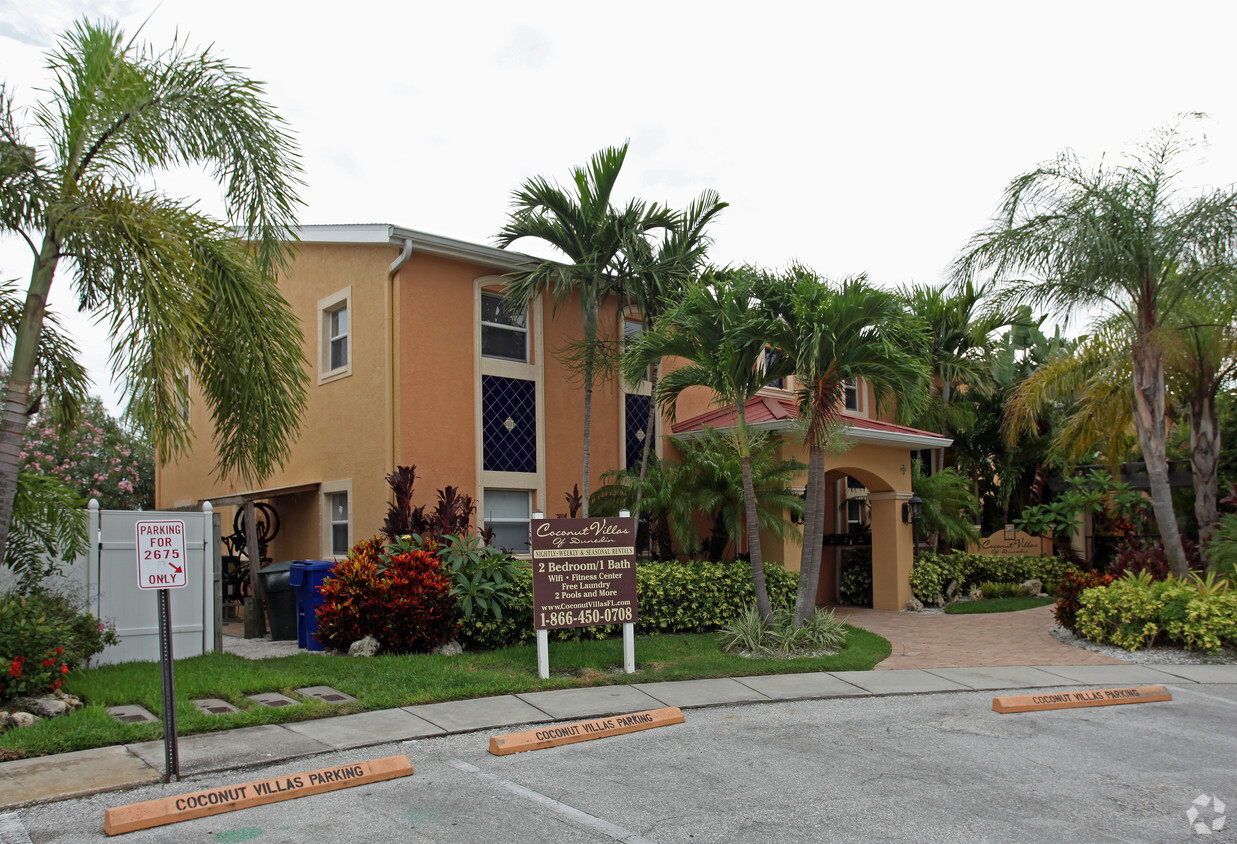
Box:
0;711;9;728
348;636;380;657
25;697;69;718
932;595;946;608
969;589;984;601
905;597;924;612
1022;579;1044;597
9;712;38;728
433;640;463;657
945;580;959;600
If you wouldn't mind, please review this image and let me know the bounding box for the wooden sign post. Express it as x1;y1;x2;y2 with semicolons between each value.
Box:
530;515;638;679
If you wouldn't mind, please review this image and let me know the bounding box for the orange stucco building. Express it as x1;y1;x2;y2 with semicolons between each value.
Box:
156;224;950;611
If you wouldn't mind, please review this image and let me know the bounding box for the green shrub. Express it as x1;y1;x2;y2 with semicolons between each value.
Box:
1073;572;1237;652
0;591;117;702
838;549;874;607
977;581;1029;599
1054;568;1114;631
457;561;797;650
719;605;848;657
910;552;1072;603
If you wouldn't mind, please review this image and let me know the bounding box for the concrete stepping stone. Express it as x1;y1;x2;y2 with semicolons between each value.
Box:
247;692;301;708
296;685;357;703
106;705;157;724
192;698;241;715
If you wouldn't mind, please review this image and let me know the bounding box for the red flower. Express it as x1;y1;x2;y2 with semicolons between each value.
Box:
61;665;69;673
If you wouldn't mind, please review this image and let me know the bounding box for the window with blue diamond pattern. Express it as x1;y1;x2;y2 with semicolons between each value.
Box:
625;393;653;470
482;375;537;473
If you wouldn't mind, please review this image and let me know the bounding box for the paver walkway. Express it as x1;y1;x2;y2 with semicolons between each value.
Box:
833;603;1127;670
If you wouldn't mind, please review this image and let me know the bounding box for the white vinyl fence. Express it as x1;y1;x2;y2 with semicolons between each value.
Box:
80;501;222;665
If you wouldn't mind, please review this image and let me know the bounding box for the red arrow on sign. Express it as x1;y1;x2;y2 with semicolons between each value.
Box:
169;563;183;575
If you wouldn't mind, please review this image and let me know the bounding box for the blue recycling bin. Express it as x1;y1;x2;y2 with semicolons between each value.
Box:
289;560;336;651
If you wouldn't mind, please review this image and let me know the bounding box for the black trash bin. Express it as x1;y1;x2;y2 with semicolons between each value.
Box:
258;560;298;640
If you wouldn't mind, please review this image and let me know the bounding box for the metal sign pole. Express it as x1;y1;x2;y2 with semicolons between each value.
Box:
157;588;180;782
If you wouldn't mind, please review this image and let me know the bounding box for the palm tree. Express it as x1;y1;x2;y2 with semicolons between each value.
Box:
1007;294;1237;543
619;189;727;503
625;268;792;620
0;20;306;561
673;426;805;562
496;143;673;516
766;268;928;623
955;120;1237;577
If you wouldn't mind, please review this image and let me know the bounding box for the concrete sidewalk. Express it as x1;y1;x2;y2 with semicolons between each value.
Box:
5;662;1236;810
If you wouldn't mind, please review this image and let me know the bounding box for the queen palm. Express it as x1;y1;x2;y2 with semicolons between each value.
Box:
767;268;928;623
955;121;1237;577
496;143;673;516
625;268;792;620
0;20;306;561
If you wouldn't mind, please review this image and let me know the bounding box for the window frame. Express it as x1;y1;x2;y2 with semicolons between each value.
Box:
843;378;859;412
481;292;529;363
318;287;352;384
482;488;531;554
320;480;352;558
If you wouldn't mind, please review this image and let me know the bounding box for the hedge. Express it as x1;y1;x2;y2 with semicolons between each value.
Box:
910;552;1073;604
836;551;1074;607
457;561;797;650
1075;575;1237;652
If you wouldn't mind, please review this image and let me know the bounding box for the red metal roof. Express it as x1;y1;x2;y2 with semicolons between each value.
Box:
670;394;951;446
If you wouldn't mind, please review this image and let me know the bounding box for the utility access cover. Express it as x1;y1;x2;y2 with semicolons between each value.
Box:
135;520;188;590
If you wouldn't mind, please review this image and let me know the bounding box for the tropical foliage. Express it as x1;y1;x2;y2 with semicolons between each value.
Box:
0;19;307;563
955;118;1237;576
765;268;928;622
625;268;792;619
497;143;674;516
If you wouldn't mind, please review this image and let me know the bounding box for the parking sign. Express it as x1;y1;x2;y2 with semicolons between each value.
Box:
135;520;188;590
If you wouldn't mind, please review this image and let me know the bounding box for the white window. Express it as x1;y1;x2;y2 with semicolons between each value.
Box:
328;491;350;556
844;379;859;411
481;292;528;363
624;317;650;382
319;287;352;382
484;489;530;553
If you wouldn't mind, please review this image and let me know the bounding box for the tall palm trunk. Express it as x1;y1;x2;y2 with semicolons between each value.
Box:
0;232;59;562
795;444;826;624
736;412;772;622
1130;341;1189;576
580;298;600;518
1190;391;1221;543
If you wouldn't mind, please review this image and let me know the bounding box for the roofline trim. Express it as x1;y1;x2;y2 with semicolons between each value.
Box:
672;418;953;449
287;225;541;272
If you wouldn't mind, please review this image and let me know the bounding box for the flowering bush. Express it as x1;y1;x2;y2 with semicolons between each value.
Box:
21;397;153;510
314;537;456;654
1054;568;1115;631
0;591;118;701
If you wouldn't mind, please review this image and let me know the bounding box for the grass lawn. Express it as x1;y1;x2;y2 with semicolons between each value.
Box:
944;596;1055;615
0;626;889;760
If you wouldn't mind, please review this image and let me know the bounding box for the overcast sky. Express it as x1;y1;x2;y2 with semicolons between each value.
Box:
3;0;1237;413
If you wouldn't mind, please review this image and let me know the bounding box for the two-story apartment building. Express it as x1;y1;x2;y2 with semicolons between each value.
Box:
156;224;950;610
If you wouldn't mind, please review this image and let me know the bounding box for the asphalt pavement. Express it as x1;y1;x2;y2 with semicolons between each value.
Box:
3;663;1236;842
